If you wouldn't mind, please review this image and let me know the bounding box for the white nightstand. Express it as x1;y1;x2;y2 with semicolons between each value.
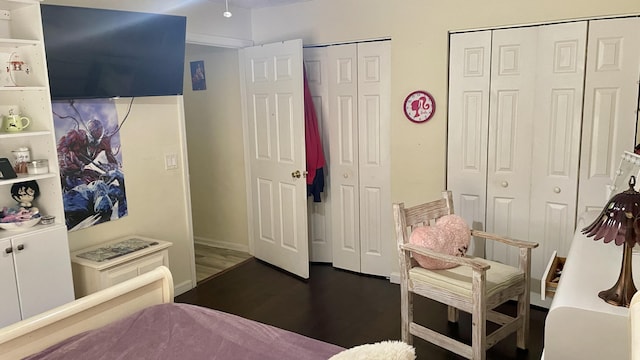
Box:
70;236;172;298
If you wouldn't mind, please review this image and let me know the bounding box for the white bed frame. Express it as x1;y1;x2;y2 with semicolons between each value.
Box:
0;265;174;360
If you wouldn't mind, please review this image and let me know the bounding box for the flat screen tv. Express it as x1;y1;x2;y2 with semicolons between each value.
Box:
41;5;186;100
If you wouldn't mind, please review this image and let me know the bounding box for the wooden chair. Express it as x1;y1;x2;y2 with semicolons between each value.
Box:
393;191;538;360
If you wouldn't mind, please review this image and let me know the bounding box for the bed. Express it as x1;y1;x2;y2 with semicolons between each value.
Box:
0;266;346;360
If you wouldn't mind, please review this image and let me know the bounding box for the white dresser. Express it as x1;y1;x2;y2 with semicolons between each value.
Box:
70;236;171;298
544;211;640;360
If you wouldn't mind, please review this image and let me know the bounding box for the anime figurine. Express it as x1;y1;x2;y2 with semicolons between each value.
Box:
1;181;41;223
11;180;40;209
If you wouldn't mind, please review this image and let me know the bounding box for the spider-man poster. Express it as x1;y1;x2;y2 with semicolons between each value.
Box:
52;98;129;231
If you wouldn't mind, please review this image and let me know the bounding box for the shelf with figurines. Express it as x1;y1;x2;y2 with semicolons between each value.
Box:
0;179;57;236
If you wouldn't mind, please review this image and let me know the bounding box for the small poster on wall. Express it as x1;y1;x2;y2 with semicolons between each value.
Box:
190;60;206;91
52;98;130;231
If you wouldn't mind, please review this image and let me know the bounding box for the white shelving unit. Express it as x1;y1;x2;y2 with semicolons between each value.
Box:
0;0;73;327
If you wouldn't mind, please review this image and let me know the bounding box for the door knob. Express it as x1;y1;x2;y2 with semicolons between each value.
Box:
554;187;561;193
291;170;308;179
501;181;509;188
343;173;349;179
4;247;12;254
16;244;24;251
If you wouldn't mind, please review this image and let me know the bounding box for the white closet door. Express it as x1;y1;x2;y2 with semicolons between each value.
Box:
304;48;333;263
528;22;586;279
328;43;361;273
486;27;538;267
578;17;640;213
357;41;391;277
447;30;491;257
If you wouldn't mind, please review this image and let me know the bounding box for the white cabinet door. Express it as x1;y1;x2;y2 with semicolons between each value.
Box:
12;225;74;319
0;238;21;328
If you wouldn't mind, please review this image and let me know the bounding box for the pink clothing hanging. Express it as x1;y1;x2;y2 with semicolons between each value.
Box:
304;68;325;186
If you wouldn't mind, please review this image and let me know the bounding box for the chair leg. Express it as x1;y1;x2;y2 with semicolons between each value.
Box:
517;247;531;350
447;305;459;323
472;271;486;360
400;284;413;345
516;291;530;350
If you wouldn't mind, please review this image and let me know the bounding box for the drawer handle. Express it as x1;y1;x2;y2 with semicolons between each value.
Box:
554;187;561;194
501;181;509;188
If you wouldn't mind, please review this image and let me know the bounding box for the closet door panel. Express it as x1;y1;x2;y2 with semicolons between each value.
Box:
328;44;360;273
529;22;586;280
447;30;491;257
357;41;391;277
579;17;640;213
486;27;537;267
304;48;333;263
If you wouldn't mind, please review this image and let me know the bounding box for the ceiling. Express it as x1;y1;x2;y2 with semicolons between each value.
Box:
208;0;311;9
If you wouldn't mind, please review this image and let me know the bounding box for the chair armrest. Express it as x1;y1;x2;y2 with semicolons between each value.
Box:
400;243;490;271
471;230;538;249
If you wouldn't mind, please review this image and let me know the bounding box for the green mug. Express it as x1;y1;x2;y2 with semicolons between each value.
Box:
2;115;30;132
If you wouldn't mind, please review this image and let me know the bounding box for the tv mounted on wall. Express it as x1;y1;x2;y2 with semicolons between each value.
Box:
41;5;186;100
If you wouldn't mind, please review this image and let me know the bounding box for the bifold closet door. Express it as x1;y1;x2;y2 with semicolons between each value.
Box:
328;41;391;277
578;17;640;214
446;30;491;257
526;22;586;277
449;22;587;281
487;22;586;277
485;26;538;268
304;48;333;263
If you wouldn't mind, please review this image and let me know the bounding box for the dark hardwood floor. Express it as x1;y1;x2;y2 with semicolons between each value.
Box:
176;258;547;360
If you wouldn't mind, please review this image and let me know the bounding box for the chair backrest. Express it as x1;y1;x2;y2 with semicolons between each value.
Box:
393;190;455;270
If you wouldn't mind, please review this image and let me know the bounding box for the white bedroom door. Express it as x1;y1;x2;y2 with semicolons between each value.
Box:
240;39;310;279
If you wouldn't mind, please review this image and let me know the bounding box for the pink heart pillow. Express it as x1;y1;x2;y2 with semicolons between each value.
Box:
409;214;470;269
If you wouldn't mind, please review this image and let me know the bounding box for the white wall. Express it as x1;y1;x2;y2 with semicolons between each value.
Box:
183;44;249;252
62;96;195;295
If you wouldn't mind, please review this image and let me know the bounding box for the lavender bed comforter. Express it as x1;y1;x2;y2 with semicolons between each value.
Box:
25;303;344;360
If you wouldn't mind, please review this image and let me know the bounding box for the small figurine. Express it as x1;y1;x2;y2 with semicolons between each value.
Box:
11;180;40;209
0;181;41;223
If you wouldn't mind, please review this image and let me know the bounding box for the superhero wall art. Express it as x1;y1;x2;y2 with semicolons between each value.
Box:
53;98;128;231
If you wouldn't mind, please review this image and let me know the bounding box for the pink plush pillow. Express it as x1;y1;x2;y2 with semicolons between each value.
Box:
409;214;470;269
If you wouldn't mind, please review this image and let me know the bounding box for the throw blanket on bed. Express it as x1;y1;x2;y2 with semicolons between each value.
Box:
25;303;344;360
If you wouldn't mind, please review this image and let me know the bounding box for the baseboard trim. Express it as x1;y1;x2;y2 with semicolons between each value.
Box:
194;236;250;253
389;271;400;284
174;279;195;297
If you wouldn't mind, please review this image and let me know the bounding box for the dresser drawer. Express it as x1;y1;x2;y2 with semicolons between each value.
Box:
541;251;566;300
